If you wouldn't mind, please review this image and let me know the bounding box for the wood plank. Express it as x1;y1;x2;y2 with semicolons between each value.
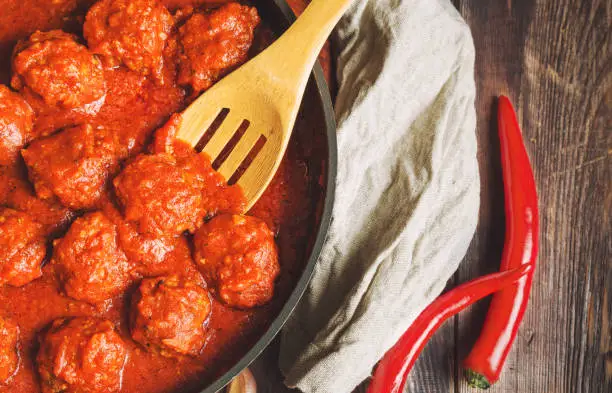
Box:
455;0;612;392
453;1;537;392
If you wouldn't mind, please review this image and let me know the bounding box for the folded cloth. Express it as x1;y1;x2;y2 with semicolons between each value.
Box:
278;0;479;392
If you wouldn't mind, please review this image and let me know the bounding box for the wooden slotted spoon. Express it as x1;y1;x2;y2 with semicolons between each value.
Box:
176;0;353;212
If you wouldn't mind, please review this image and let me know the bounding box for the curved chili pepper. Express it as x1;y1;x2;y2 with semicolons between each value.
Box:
462;95;539;388
366;263;533;393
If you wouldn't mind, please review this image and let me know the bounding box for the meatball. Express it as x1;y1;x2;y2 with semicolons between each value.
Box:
99;202;203;281
130;275;211;356
177;3;260;93
113;153;205;236
22;124;120;210
101;201;179;268
37;317;128;393
11;30;106;109
0;165;75;238
0;85;34;165
0;208;46;287
0;317;20;385
151;116;247;215
84;0;173;83
118;222;178;268
193;214;279;308
118;227;201;278
52;212;131;304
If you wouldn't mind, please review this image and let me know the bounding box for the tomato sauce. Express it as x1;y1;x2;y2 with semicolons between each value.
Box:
0;1;325;392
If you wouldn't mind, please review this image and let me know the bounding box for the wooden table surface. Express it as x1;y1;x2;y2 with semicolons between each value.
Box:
250;0;612;392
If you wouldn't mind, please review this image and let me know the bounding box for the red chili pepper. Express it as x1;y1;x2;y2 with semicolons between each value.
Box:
462;95;539;388
366;263;533;393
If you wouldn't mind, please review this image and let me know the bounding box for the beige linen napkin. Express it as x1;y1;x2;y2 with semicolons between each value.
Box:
279;0;479;392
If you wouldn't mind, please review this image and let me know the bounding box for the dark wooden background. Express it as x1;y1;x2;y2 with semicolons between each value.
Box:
249;0;612;392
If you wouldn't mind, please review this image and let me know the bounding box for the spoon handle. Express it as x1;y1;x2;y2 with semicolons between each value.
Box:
254;0;355;95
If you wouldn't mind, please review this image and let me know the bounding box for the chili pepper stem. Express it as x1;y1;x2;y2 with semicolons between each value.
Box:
465;369;491;389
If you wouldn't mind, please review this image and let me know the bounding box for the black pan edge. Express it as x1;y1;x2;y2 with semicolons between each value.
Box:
199;1;337;392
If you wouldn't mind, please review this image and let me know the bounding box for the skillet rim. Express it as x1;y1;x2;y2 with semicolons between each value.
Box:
199;1;337;392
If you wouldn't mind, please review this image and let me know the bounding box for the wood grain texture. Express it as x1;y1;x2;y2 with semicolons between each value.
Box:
455;1;611;392
454;0;538;392
250;0;612;392
285;0;334;87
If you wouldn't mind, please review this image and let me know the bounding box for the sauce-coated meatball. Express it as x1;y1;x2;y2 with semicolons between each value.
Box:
118;221;178;268
0;166;75;238
37;317;128;393
52;212;131;304
113;153;205;236
150;117;247;215
11;30;106;109
0;208;46;287
0;85;34;165
84;0;172;83
100;202;203;281
102;201;184;271
118;226;201;279
22;124;120;210
177;3;259;93
193;214;279;308
0;317;20;385
130;275;211;356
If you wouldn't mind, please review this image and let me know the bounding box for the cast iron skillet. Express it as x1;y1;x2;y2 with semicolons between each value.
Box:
200;1;337;392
